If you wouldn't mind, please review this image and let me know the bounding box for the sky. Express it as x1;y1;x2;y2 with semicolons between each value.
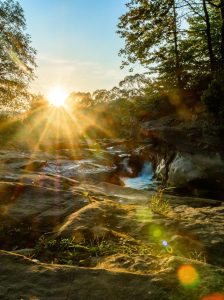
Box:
19;0;140;95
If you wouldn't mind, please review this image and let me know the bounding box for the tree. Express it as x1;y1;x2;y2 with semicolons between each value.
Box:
178;3;221;89
207;0;224;66
118;73;151;97
182;0;216;73
0;0;36;109
109;86;122;101
117;0;184;89
67;92;93;109
92;89;110;104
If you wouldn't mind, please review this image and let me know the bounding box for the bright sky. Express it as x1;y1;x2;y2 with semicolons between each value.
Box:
19;0;141;95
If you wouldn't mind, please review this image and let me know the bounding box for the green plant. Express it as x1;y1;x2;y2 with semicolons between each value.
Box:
149;188;172;215
34;235;162;267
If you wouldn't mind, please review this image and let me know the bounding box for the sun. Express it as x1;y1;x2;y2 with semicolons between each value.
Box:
47;87;68;107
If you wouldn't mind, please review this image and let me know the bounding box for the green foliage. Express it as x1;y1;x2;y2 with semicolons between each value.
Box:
202;72;224;118
117;0;175;67
117;0;181;87
179;6;221;90
117;0;224;94
118;74;151;98
34;235;155;267
0;0;36;110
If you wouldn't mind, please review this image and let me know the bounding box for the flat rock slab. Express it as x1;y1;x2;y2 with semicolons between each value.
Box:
0;251;224;300
0;251;164;300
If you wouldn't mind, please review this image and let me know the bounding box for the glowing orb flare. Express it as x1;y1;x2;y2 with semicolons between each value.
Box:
162;240;168;247
47;87;68;107
178;265;200;288
201;294;224;300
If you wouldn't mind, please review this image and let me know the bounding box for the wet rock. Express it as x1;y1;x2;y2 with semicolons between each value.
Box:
20;160;48;171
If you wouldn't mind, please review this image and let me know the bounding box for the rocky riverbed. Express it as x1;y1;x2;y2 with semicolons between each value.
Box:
0;117;224;299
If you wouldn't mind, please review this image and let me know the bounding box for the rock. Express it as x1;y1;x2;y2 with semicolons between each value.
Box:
0;182;88;249
0;250;224;300
58;200;128;240
0;147;122;186
20;160;48;171
12;248;35;257
155;158;167;182
167;152;224;198
1;140;224;299
137;114;224;197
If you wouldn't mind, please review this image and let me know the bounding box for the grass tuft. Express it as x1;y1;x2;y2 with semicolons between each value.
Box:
149;188;172;215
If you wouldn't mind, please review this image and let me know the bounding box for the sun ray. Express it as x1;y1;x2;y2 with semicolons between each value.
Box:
66;105;114;138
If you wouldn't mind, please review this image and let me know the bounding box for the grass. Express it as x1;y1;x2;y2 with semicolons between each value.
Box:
149;188;172;215
188;250;207;263
34;235;163;267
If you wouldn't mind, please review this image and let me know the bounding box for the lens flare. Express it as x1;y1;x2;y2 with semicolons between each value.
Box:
178;265;200;288
162;240;173;253
150;225;163;238
162;240;168;247
166;246;173;254
201;294;224;300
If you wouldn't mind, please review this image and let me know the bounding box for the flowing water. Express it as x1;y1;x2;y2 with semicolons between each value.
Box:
0;143;158;190
122;162;158;190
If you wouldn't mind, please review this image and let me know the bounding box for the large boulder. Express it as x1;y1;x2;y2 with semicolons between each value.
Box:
0;182;88;249
167;152;224;198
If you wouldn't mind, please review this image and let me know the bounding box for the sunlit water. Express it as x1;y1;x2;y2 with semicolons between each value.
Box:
122;162;157;190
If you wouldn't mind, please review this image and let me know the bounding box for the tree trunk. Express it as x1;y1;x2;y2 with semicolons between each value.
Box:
203;0;215;73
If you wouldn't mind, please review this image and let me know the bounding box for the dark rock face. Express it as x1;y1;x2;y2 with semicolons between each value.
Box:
137;114;224;199
167;152;224;198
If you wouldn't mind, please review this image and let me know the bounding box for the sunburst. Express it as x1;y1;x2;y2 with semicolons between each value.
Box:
47;87;68;107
